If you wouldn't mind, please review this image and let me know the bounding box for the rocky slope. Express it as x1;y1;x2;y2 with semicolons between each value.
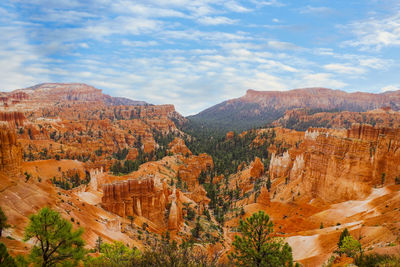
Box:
220;124;400;265
0;83;186;171
270;124;400;203
189;87;400;132
273;107;400;130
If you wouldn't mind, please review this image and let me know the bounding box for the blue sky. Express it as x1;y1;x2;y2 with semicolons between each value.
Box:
1;0;400;115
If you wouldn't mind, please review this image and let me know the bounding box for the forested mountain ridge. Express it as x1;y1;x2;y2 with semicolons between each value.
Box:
188;87;400;132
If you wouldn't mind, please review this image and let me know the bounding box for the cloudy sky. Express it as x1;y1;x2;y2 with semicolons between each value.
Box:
1;0;400;115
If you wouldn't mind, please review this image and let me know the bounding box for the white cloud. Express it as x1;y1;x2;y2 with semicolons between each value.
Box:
250;0;284;7
224;1;251;12
299;6;333;14
381;85;399;92
121;40;158;47
267;40;302;50
342;12;400;50
323;63;366;75
298;73;347;89
197;16;238;25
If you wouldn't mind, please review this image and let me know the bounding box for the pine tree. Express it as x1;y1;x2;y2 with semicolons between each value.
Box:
95;236;103;252
266;177;272;192
23;207;86;267
229;211;293;267
0;243;16;267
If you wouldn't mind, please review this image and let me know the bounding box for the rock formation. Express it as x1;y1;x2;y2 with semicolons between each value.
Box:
0;126;22;177
89;167;104;191
178;153;213;190
270;124;400;203
0;111;26;127
250;157;264;178
167;188;184;231
273;107;400;130
168;137;192;155
101;177;167;225
256;187;270;206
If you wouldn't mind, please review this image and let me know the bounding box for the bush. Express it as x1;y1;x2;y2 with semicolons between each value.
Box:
338;236;361;257
355;253;400;267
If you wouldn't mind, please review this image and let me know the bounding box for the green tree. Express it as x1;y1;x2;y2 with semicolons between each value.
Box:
0;242;16;267
266;177;272;192
339;235;362;257
0;207;9;237
337;228;350;249
229;211;293;267
95;236;103;253
191;218;203;239
23;207;86;267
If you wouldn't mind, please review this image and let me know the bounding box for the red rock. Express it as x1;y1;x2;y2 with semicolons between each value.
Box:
0;112;25;127
178;153;213;190
250;157;264;178
226;131;234;140
126;148;139;161
101;177;167;225
0;126;22;177
257;187;270;206
271;125;400;203
168;137;192;155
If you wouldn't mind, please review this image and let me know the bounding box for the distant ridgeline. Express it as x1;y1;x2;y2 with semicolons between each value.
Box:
186;88;400;134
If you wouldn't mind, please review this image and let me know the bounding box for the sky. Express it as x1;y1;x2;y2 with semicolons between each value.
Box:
1;0;400;115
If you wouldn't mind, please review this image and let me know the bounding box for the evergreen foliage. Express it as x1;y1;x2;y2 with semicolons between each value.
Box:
0;207;8;237
338;236;361;257
0;242;16;267
182;129;274;177
229;211;293;267
23;207;86;267
337;228;350;249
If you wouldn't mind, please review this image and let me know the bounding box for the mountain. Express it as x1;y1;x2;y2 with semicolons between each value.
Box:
188;87;400;133
3;83;148;106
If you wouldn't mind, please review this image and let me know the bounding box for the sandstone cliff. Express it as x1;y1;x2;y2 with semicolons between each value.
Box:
101;177;185;231
273;108;400;130
270;124;400;203
0;111;25;127
101;177;167;223
0;127;22;177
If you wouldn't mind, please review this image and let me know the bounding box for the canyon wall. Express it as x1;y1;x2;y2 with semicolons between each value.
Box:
101;177;167;222
0;127;22;177
270;124;400;203
0;111;26;127
101;177;184;230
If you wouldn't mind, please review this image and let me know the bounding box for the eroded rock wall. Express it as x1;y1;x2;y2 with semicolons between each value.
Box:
101;177;167;224
0;127;22;177
271;124;400;203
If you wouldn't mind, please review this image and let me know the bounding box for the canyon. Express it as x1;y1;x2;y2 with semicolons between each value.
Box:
0;83;399;267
